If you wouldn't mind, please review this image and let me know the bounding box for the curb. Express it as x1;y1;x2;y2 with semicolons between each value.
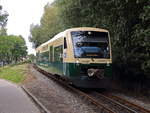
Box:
21;85;51;113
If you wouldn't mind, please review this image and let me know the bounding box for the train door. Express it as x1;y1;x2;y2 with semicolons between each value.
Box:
54;44;63;75
63;37;67;76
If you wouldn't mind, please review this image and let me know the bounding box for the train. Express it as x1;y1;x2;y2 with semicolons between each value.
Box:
36;27;112;88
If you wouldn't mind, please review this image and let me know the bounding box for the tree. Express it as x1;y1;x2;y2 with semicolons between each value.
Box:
131;3;150;77
0;5;8;36
29;24;42;48
0;35;27;65
29;3;63;48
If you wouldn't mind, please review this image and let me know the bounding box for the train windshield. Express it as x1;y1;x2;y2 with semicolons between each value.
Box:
71;31;110;58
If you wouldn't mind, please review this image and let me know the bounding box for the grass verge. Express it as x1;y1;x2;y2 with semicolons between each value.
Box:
0;63;28;83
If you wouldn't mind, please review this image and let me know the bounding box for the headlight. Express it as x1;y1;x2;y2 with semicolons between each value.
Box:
87;69;95;77
87;69;104;79
107;62;110;66
76;60;79;63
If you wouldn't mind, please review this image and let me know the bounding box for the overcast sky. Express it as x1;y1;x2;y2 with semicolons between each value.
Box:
0;0;54;55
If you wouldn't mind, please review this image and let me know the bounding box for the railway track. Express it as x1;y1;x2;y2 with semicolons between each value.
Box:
87;92;137;113
102;93;150;113
33;64;150;113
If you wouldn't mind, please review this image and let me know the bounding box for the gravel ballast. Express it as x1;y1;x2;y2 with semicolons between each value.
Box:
23;65;99;113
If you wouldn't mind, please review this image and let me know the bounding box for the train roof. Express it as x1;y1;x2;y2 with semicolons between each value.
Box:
36;31;66;50
65;27;108;32
36;27;109;51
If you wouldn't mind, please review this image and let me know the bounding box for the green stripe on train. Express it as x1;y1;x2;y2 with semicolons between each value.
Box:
37;61;112;78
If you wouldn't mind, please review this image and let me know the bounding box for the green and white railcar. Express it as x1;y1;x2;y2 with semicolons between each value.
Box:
36;27;112;88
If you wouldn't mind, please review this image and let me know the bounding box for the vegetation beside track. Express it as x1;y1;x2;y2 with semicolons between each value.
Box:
0;63;28;83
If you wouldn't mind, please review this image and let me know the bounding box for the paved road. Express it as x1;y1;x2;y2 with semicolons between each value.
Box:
0;79;40;113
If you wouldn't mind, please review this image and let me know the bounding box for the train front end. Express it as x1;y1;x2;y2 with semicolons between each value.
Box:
66;28;112;88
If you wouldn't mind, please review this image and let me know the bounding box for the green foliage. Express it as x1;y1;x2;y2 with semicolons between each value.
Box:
131;3;150;77
29;24;42;48
29;0;149;82
0;35;27;65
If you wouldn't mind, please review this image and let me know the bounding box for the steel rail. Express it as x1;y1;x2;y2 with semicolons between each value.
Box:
106;94;150;113
95;92;137;113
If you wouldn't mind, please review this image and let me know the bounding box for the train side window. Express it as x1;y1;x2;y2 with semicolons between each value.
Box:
64;37;67;49
41;51;49;62
54;45;63;62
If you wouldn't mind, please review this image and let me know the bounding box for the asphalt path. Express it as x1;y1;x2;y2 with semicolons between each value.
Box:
0;79;40;113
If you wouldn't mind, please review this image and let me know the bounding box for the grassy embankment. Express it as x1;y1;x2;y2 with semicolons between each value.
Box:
0;63;28;83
